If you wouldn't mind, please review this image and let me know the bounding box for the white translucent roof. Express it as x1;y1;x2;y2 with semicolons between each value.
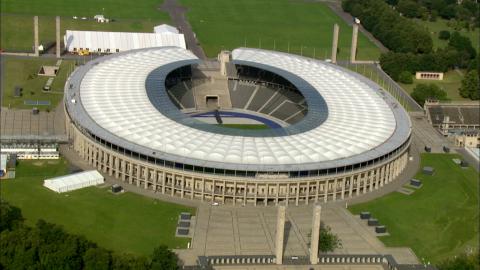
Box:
64;30;186;52
78;47;400;167
43;170;104;193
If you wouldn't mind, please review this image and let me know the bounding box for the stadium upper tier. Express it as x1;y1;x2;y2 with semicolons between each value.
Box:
66;47;411;172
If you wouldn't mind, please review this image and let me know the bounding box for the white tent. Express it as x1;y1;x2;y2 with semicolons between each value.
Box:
154;24;179;34
43;170;104;193
64;30;186;53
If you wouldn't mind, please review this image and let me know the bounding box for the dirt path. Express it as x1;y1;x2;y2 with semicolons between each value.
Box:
160;0;207;59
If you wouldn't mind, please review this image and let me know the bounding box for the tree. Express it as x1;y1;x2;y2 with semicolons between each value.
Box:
438;253;479;270
150;245;178;270
319;223;342;253
438;30;451;40
397;0;421;18
459;70;479;100
0;200;23;232
411;83;447;106
398;71;413;84
449;32;477;59
84;248;112;270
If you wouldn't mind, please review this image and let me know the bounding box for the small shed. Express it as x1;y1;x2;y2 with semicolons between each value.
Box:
410;179;422;187
32;107;40;115
375;225;387;233
422;166;435;175
44;170;104;193
367;218;379;226
360;212;371;220
38;66;59;76
424;146;431;152
111;184;123;193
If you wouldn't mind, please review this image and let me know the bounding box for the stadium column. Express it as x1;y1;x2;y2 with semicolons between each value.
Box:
348;177;354;197
162;172;166;194
331;24;339;64
332;179;338;201
212;179;216;202
310;204;321;264
201;178;205;202
108;153;113;176
350;23;359;63
323;180;329;203
374;168;380;190
315;181;320;203
34;16;39;56
180;175;184;198
243;182;247;206
275;205;286;265
171;175;175;196
121;161;126;181
379;166;385;187
305;182;310;205
191;178;195;200
355;175;361;196
152;170;158;191
341;177;346;200
254;183;258;206
56;16;61;58
136;165;141;187
295;182;300;206
128;163;133;184
363;173;368;194
285;183;290;206
369;171;374;192
115;158;120;178
144;169;149;189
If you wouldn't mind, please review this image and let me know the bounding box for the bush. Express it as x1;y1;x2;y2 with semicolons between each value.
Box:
398;71;413;84
438;30;451;40
411;83;447;106
459;69;479;100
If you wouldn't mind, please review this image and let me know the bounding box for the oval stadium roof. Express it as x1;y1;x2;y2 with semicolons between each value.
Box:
66;47;411;171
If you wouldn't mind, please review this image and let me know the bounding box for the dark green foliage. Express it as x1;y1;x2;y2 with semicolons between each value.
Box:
342;0;433;53
319;223;342;253
0;200;23;231
438;253;479;270
150;245;178;270
411;83;447;105
398;71;413;84
449;31;477;63
438;30;451;40
459;70;479;100
397;0;422;18
0;201;179;270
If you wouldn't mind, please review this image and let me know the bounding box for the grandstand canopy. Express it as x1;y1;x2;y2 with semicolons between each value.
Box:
64;30;186;53
66;47;410;171
43;170;104;193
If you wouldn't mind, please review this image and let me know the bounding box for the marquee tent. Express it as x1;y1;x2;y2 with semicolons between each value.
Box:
44;170;104;193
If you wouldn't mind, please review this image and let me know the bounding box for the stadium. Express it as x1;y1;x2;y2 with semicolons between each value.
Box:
64;47;411;206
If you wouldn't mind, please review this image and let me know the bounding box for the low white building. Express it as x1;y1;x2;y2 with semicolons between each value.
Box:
0;143;59;159
43;170;104;193
64;26;186;53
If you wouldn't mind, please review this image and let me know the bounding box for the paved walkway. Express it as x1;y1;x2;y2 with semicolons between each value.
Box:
160;0;207;59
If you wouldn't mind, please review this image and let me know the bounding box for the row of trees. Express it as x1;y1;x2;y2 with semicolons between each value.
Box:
342;0;433;54
392;0;479;27
0;200;179;270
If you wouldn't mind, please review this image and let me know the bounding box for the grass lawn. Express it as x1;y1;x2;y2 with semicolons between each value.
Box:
415;18;479;51
1;57;75;110
0;159;194;255
219;124;269;130
399;70;468;101
349;153;479;264
180;0;381;60
0;14;168;52
0;0;169;51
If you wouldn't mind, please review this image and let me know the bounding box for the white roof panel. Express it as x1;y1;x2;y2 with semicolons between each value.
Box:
74;47;406;167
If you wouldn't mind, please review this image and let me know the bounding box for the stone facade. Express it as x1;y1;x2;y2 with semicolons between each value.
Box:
66;115;410;206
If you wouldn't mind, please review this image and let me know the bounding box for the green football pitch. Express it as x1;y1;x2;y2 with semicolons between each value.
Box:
0;159;195;255
349;153;479;264
181;0;381;60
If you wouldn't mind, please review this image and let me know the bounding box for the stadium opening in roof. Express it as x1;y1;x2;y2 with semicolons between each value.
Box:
65;47;411;206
